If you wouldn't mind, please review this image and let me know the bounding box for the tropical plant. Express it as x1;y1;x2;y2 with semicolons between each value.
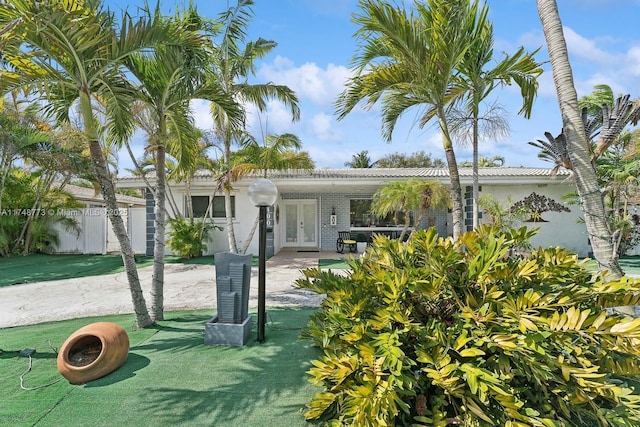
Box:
371;178;450;240
459;155;506;168
0;0;185;327
451;15;542;230
233;132;314;253
535;1;640;278
336;0;492;240
376;151;445;168
124;4;242;321
167;217;220;259
595;133;640;257
478;194;530;232
297;226;640;426
344;150;377;168
209;0;300;253
0;105;50;213
0;168;81;256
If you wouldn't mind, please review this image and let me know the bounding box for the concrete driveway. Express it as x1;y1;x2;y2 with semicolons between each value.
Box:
0;251;352;328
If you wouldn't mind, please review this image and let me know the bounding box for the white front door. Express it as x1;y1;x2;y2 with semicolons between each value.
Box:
283;200;317;247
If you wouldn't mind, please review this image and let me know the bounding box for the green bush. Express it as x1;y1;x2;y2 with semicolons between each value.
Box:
167;217;219;259
296;227;640;426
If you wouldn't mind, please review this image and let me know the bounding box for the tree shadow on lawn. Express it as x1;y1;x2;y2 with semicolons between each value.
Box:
84;353;151;387
135;308;321;425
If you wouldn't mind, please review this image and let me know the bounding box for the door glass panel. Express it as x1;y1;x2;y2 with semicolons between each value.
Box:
302;204;316;243
285;204;298;243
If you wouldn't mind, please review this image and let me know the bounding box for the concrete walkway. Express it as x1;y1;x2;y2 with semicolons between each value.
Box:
0;251;352;329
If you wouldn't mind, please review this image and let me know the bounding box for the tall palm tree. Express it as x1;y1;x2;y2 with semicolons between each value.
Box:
210;0;300;253
233;132;314;253
453;27;542;229
0;0;181;327
345;150;377;168
536;0;623;278
124;5;241;321
336;0;489;239
371;178;450;240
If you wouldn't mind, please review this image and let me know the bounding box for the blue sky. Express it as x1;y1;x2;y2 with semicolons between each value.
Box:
113;0;640;171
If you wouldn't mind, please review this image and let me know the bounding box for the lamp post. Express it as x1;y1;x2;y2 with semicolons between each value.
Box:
247;178;278;343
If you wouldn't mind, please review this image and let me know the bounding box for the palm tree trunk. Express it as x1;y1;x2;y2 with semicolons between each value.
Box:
81;92;152;328
241;213;260;254
151;144;166;321
439;114;464;239
223;133;238;253
472;115;480;230
89;138;153;328
224;187;238;253
537;0;623;279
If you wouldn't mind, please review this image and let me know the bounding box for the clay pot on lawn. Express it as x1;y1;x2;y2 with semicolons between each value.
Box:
57;322;130;384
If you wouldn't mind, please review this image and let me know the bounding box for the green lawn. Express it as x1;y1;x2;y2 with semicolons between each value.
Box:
0;254;254;288
318;258;351;270
0;308;320;426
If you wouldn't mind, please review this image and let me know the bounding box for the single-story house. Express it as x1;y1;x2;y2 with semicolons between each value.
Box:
117;167;591;258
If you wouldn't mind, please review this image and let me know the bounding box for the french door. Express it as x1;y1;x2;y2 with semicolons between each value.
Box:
282;200;317;247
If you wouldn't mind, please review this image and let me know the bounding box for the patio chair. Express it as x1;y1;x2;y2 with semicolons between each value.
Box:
336;231;357;254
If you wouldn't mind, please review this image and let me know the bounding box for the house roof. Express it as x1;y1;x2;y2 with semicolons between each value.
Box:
260;167;568;179
118;167;571;192
120;166;568;180
57;183;146;206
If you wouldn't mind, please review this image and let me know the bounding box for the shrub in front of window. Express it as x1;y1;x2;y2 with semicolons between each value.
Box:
167;217;220;259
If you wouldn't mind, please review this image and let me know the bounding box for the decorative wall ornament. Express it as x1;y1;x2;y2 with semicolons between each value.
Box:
510;192;570;222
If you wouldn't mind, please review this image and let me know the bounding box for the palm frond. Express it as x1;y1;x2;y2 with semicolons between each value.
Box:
528;131;571;176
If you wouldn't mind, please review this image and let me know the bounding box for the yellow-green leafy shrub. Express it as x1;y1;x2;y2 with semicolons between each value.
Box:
296;227;640;426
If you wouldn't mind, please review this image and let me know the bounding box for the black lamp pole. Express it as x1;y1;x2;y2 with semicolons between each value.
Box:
248;178;277;344
257;205;267;343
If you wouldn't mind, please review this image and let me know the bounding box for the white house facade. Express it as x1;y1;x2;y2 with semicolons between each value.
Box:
117;167;591;258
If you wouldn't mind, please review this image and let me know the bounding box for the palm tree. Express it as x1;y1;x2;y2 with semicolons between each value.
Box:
336;0;490;239
445;13;542;230
0;0;181;327
210;0;300;253
345;150;377;168
233;132;314;252
536;0;623;278
459;155;505;168
371;178;450;240
124;4;242;321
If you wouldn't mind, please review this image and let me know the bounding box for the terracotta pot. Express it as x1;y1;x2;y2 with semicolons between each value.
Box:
57;322;130;384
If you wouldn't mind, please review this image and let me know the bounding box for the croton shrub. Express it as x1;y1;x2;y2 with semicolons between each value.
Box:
296;227;640;426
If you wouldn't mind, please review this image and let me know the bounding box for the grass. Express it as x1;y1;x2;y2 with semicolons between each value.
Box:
0;254;259;288
0;308;321;426
318;258;351;270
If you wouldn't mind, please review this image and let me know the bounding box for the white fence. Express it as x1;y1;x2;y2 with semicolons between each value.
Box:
51;207;146;255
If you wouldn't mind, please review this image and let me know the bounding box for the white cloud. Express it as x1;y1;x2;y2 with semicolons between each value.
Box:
190;99;213;130
257;56;350;107
309;112;342;142
245;100;299;138
625;46;640;77
563;26;618;65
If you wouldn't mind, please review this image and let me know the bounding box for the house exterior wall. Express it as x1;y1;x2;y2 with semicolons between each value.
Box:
116;168;592;258
51;207;146;255
479;184;589;257
170;184;587;256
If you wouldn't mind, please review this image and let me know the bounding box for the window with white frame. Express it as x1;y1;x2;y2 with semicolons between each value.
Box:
190;195;234;218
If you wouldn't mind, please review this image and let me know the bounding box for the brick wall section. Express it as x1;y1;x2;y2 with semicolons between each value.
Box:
281;191;449;251
145;189;155;256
